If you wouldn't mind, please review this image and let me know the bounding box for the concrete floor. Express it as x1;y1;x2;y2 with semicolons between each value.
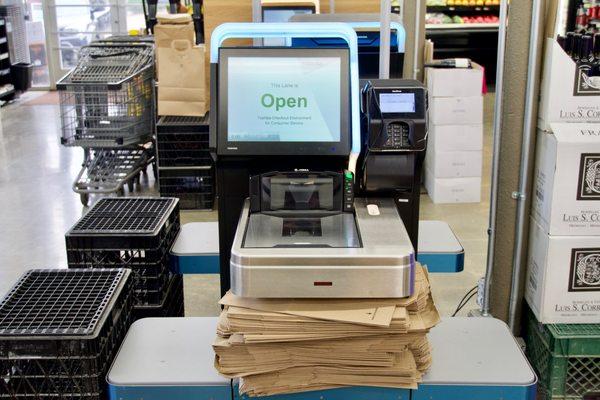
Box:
0;91;494;317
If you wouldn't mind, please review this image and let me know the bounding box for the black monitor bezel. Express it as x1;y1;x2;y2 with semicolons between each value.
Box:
261;5;316;22
217;47;351;156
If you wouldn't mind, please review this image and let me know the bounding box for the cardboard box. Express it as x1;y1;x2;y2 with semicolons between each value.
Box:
428;124;483;152
424;168;482;204
539;38;600;130
425;149;482;178
426;63;484;98
525;217;600;324
429;96;483;126
532;124;600;236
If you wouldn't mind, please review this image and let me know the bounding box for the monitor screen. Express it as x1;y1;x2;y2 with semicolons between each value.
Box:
262;6;315;46
379;93;416;113
218;48;350;156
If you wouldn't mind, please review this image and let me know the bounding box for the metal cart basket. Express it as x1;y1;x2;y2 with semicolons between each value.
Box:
57;43;155;148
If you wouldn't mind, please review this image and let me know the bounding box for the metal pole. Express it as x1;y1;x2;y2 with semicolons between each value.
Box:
252;0;261;22
412;0;421;79
192;0;204;43
508;0;543;333
252;0;262;46
398;0;404;22
379;0;391;79
481;0;509;317
169;0;177;14
329;0;335;13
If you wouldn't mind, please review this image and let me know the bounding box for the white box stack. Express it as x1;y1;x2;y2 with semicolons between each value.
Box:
424;64;484;204
526;123;600;324
525;36;600;324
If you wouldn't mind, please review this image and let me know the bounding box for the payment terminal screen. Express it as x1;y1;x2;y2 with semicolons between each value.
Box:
227;56;341;142
379;93;416;113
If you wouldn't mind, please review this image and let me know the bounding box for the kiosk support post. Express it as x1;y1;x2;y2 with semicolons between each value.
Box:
379;0;391;79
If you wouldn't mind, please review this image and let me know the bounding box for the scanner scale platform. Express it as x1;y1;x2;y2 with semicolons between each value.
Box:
230;197;415;298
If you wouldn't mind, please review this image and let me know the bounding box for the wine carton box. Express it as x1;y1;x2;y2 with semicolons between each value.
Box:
429;96;483;126
428;123;483;152
525;217;600;324
424;168;481;204
539;38;600;130
532;124;600;236
426;62;484;98
425;147;482;178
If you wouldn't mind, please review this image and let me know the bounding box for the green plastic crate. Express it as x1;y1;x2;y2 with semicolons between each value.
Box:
524;307;600;400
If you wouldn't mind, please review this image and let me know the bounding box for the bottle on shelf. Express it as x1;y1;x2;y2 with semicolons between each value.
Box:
565;31;576;56
593;33;600;75
573;33;583;62
579;34;594;63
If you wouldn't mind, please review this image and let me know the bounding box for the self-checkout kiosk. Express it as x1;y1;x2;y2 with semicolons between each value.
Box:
209;23;416;297
107;23;536;400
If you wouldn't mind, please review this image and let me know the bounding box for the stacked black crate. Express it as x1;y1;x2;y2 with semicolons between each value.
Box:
156;116;215;210
65;197;184;320
0;269;133;400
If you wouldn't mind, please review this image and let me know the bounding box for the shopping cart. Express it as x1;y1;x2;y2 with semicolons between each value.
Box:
58;42;156;206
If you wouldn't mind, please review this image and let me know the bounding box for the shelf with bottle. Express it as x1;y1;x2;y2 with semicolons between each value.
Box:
427;5;500;13
426;12;500;31
426;0;501;12
426;22;499;31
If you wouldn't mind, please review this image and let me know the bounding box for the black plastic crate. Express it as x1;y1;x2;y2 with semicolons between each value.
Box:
0;269;134;400
65;197;180;250
164;192;214;210
68;253;173;307
156;116;211;168
66;221;178;275
131;270;174;306
69;256;170;295
132;274;184;320
157;148;212;167
156;115;209;134
65;198;181;306
158;168;214;210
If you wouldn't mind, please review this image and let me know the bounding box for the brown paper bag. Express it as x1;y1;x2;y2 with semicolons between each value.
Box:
157;13;192;24
157;40;207;117
154;20;195;48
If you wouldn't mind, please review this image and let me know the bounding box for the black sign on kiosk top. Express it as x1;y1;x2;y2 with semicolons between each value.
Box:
216;47;352;157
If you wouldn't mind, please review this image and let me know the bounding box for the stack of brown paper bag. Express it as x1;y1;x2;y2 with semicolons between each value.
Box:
213;263;440;397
